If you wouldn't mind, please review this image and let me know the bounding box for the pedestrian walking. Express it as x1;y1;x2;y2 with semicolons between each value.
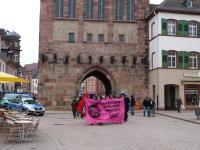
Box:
130;95;136;116
71;96;78;119
176;97;183;113
149;97;156;117
143;97;149;117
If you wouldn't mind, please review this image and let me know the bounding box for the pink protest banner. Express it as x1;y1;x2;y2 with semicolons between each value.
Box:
85;98;125;125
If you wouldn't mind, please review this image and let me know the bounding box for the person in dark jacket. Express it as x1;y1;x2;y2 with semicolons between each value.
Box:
123;94;130;122
71;97;78;119
130;95;136;116
143;97;149;117
149;97;156;117
176;97;183;113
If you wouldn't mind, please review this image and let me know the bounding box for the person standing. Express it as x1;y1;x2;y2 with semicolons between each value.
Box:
71;96;78;119
123;94;130;122
176;97;183;113
130;95;136;116
143;97;149;117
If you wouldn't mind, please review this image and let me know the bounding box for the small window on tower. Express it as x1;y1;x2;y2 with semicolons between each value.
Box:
122;56;126;64
99;56;103;64
77;55;81;64
119;34;125;43
54;54;57;63
111;56;115;64
88;55;92;64
64;55;69;64
87;34;93;42
68;33;75;43
98;34;104;43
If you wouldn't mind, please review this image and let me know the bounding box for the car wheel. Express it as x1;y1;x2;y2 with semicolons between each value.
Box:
22;108;26;113
39;112;44;116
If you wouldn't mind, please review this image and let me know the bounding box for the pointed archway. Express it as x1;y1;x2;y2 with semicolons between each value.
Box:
77;67;115;96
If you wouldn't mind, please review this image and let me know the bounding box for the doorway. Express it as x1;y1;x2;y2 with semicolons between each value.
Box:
164;84;179;110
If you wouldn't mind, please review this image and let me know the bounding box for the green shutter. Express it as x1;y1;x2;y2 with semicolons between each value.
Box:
178;20;184;36
198;22;200;37
184;51;189;69
162;50;168;68
161;18;167;35
183;21;188;36
178;51;184;68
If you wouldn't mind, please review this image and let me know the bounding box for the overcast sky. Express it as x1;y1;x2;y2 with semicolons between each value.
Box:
0;0;163;66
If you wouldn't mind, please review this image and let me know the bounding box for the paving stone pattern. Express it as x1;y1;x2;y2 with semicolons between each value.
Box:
1;112;200;150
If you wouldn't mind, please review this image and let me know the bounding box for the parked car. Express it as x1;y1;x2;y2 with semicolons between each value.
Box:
0;93;21;109
6;98;45;116
6;99;27;112
20;93;33;102
23;99;45;116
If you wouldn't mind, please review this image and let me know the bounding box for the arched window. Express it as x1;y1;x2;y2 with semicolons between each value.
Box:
188;22;197;37
189;53;198;69
167;20;176;35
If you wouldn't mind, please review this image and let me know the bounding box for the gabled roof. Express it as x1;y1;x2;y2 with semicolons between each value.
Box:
24;63;38;72
147;0;200;20
158;0;200;13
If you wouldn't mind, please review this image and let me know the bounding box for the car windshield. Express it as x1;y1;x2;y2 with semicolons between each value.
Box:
24;100;38;104
3;94;20;99
21;94;32;98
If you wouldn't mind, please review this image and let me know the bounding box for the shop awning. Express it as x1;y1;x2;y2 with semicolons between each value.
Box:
181;78;200;85
0;71;29;83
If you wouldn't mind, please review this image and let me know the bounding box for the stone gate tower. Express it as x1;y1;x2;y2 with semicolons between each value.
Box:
39;0;149;109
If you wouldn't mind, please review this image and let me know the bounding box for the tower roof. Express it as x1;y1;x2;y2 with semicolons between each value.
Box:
6;31;21;39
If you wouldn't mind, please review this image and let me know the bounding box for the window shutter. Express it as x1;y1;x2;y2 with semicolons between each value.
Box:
178;20;184;36
183;20;189;36
162;50;168;68
184;51;189;68
198;22;200;36
198;53;200;69
178;51;184;68
161;18;167;35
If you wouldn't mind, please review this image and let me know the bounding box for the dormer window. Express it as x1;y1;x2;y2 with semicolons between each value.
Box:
187;0;192;8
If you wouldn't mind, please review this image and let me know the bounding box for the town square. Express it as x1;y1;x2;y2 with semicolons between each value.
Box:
1;0;200;150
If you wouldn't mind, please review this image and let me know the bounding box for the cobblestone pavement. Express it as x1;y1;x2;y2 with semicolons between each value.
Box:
1;112;200;150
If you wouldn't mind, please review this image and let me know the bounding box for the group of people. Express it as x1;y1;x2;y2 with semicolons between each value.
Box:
142;97;156;117
70;93;140;122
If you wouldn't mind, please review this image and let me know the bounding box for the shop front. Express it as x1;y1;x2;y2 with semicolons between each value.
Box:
184;85;200;109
